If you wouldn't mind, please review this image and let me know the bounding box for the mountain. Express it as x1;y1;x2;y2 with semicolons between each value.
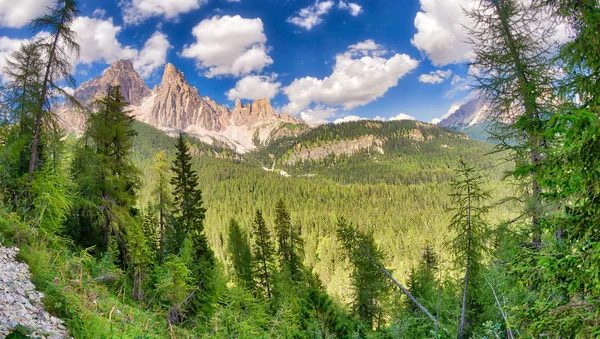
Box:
57;60;308;152
436;97;492;141
74;59;151;106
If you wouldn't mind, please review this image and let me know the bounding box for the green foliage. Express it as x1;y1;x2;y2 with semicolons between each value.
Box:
227;218;254;288
251;209;275;299
337;218;390;331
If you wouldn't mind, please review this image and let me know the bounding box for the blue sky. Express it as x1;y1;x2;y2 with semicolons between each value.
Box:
0;0;479;124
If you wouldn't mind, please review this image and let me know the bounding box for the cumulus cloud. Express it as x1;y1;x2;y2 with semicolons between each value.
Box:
418;69;452;84
338;1;362;16
181;15;273;78
121;0;207;25
0;36;29;80
412;0;571;66
333;115;364;124
389;113;416;121
0;0;53;28
71;17;170;78
411;0;474;66
287;1;334;30
133;32;172;78
333;112;415;124
299;105;338;126
72;17;137;65
227;74;281;100
283;40;419;114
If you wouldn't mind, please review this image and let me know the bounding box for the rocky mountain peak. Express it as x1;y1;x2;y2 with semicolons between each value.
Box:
73;59;150;106
161;63;185;85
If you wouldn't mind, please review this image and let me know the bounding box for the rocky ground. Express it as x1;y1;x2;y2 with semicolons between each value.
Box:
0;245;69;339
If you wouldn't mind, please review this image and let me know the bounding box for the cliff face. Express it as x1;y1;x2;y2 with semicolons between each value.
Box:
74;59;151;106
141;63;230;132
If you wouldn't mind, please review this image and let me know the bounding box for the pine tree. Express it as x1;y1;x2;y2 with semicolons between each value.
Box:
227;218;254;289
448;160;490;339
169;133;216;319
69;86;140;250
337;217;389;331
28;0;80;174
251;209;275;299
151;151;171;261
274;199;291;264
169;134;207;254
273;199;304;281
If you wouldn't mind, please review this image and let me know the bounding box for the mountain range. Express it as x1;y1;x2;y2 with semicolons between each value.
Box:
57;60;308;153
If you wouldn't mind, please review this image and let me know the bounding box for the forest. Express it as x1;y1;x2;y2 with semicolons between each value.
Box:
0;0;599;338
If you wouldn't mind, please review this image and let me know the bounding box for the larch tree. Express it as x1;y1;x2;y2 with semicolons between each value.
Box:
227;218;254;289
29;0;80;174
467;0;559;245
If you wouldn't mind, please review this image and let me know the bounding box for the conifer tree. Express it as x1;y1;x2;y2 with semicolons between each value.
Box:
142;203;160;256
251;209;275;299
169;133;216;319
448;160;490;339
151;151;171;261
509;2;600;336
274;199;291;264
28;0;80;174
467;0;559;245
337;217;389;330
227;218;254;288
70;86;140;249
0;43;44;206
169;134;207;254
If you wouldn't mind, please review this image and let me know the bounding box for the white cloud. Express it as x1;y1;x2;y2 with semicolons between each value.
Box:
411;0;475;66
93;8;107;18
299;105;338;125
412;0;571;66
334;115;365;124
72;16;138;65
338;1;362;16
121;0;207;25
227;74;281;100
133;32;172;78
450;74;464;85
71;17;170;78
0;36;29;80
389;113;416;121
0;0;53;28
418;69;452;84
284;40;418;114
287;0;334;30
61;86;75;96
181;15;273;78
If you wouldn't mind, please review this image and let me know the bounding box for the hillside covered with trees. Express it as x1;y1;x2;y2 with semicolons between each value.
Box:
0;0;599;338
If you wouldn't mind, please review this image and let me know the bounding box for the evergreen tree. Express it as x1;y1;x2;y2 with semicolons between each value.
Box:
0;42;44;208
274;199;304;281
448;160;490;339
337;217;389;331
169;133;216;320
227;218;254;288
467;0;559;245
509;2;600;336
151;151;171;261
251;209;275;299
169;134;207;254
70;86;140;249
28;0;80;174
274;199;291;264
142;203;160;256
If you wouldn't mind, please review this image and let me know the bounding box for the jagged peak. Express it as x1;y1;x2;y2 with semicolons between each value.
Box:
250;98;276;116
103;59;135;74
